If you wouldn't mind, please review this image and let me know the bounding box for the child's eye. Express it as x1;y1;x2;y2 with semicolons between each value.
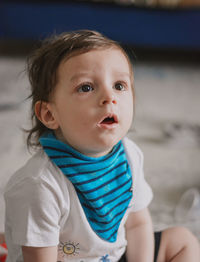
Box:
78;84;94;93
114;83;125;91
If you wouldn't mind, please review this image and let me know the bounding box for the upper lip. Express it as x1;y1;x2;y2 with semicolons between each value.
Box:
98;113;119;125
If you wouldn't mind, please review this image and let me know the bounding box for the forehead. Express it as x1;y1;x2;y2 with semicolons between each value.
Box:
58;47;132;75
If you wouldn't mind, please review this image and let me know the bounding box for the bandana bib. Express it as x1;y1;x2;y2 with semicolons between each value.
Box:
39;132;132;242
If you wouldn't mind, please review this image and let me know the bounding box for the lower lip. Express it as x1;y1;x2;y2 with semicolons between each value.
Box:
97;123;118;130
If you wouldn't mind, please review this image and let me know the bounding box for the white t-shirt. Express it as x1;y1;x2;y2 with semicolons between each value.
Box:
4;137;153;262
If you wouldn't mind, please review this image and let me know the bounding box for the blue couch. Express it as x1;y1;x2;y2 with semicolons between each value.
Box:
1;1;200;50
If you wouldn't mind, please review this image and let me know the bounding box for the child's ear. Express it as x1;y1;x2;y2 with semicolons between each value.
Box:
35;101;59;130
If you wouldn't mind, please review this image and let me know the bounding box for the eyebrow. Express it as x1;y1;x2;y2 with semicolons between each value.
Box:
70;73;91;83
70;71;131;83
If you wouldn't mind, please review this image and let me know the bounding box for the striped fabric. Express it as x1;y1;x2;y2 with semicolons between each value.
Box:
39;132;133;242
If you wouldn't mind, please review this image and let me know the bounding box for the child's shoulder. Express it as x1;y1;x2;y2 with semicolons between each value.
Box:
122;137;144;171
122;136;143;157
4;150;66;195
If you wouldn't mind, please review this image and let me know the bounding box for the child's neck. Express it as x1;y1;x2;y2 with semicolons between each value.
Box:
53;130;113;158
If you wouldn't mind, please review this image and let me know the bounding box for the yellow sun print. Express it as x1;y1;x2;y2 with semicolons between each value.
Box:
58;241;80;257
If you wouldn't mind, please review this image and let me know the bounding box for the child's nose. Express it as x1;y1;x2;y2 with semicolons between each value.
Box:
99;90;117;106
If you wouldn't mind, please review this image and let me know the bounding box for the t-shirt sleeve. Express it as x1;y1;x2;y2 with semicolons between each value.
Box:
5;176;65;247
123;138;153;212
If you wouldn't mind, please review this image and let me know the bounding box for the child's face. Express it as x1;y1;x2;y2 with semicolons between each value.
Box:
49;48;134;157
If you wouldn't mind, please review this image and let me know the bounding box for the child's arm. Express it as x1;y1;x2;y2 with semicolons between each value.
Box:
125;208;154;262
22;246;57;262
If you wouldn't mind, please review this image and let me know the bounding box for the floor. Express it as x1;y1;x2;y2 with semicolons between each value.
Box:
0;47;200;240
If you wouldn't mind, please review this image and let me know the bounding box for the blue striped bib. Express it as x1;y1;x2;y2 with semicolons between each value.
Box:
39;132;132;242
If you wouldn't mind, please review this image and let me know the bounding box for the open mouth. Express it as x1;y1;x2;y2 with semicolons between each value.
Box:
101;116;116;124
98;114;118;128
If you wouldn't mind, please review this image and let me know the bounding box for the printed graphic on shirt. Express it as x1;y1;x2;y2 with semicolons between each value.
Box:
99;254;110;262
58;241;80;259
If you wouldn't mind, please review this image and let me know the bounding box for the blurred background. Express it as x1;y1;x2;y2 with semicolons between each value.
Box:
0;0;200;241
